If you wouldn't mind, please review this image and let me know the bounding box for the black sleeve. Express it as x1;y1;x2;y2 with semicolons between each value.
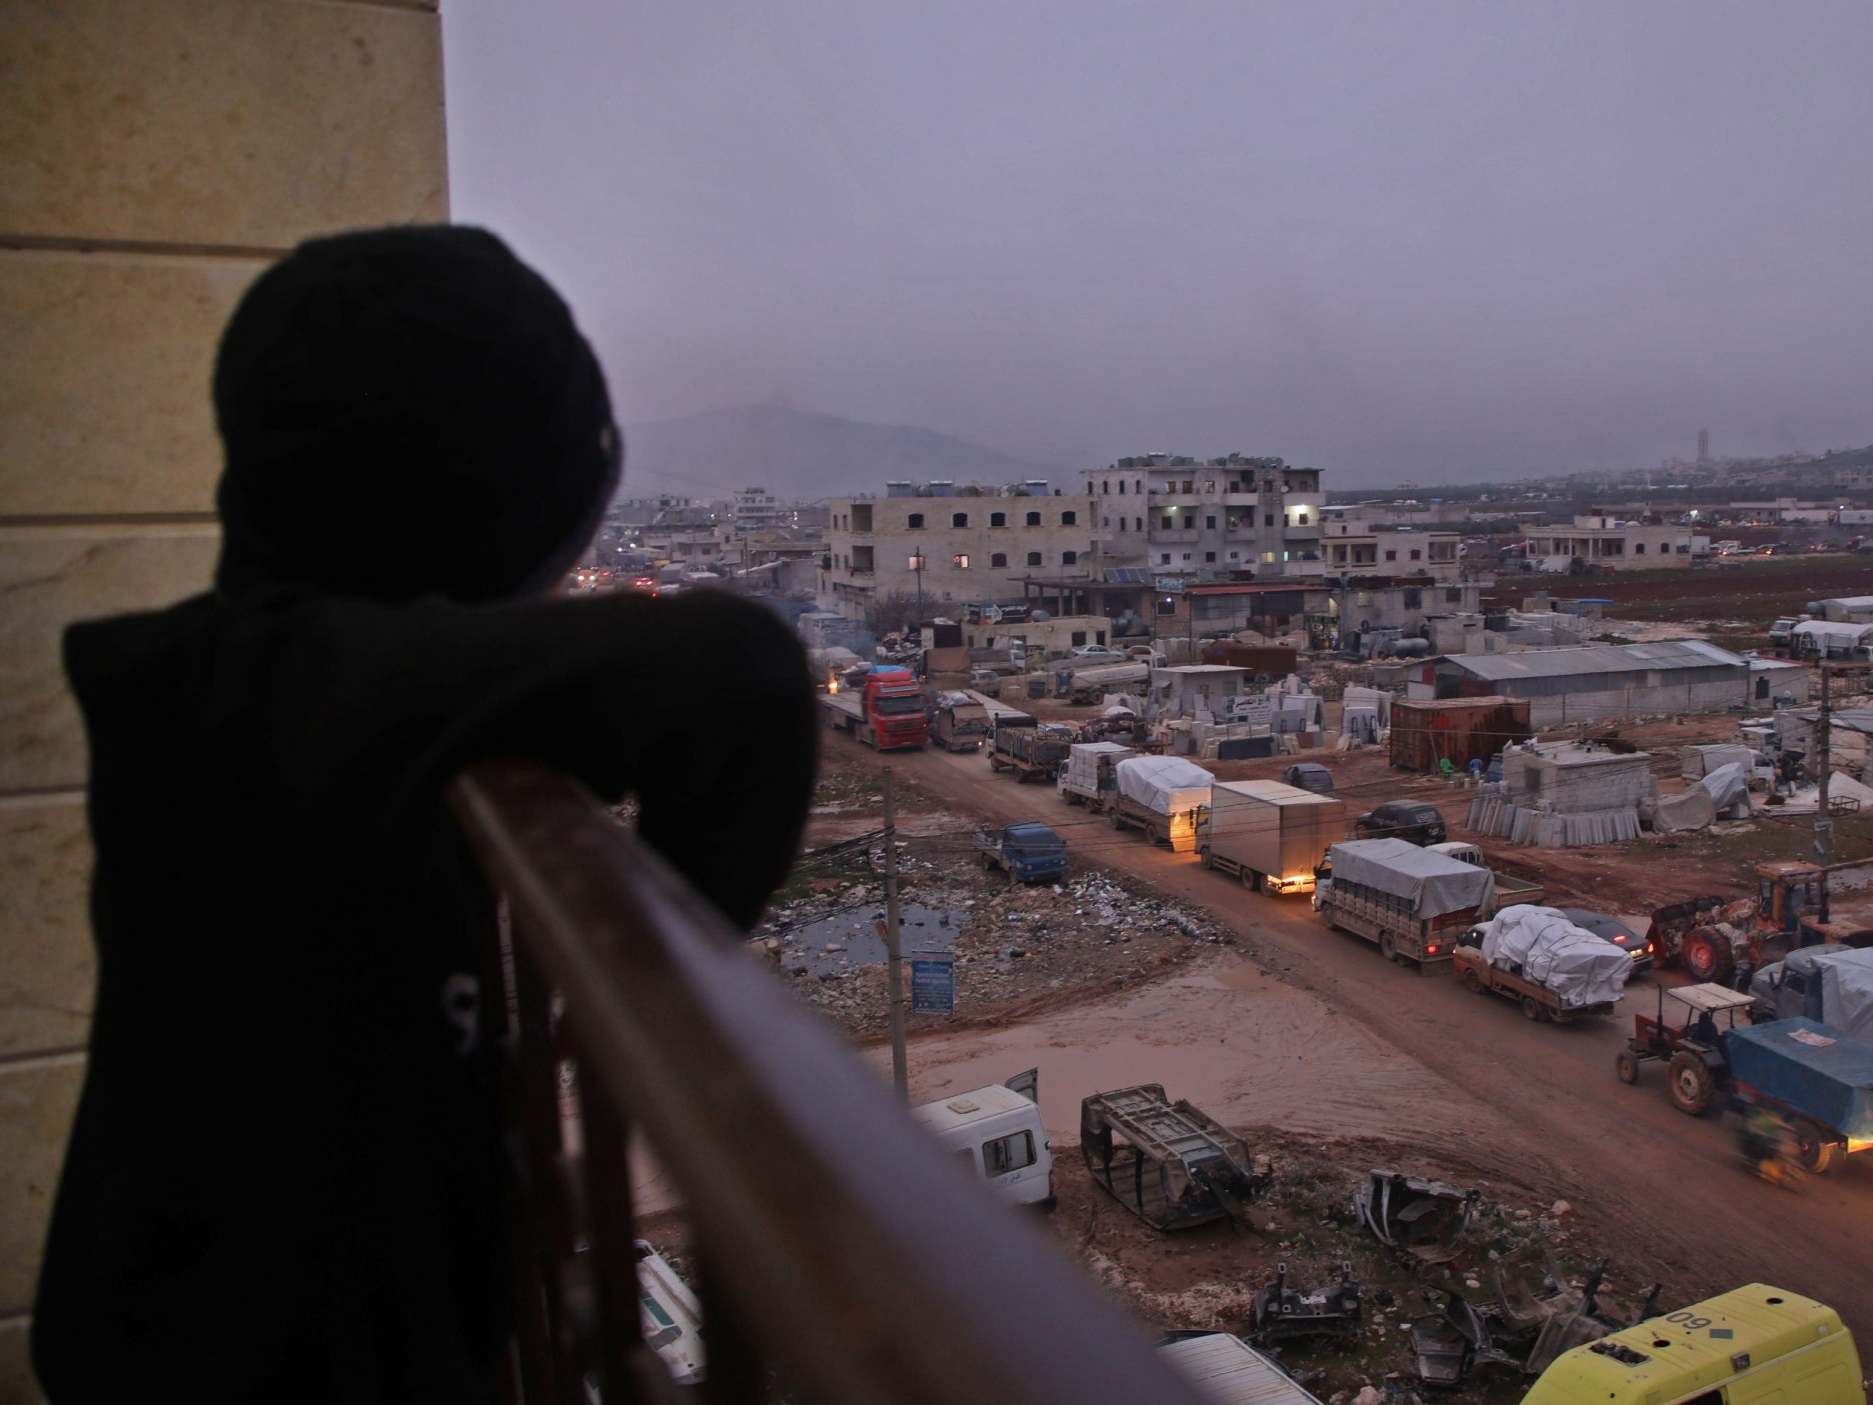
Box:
253;589;818;930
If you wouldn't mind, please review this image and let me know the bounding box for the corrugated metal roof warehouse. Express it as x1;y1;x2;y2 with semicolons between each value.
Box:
1411;641;1751;727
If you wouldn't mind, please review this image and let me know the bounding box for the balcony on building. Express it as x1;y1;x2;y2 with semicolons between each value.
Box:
446;761;1200;1403
850;503;875;534
850;544;876;576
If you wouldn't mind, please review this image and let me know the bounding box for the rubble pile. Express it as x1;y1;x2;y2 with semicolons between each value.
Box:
756;853;1231;1038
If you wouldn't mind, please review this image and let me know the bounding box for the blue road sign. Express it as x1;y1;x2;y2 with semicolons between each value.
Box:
910;952;955;1016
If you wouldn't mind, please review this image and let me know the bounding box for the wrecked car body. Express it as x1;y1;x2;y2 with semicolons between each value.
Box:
1080;1084;1271;1231
1353;1169;1478;1261
1251;1262;1363;1347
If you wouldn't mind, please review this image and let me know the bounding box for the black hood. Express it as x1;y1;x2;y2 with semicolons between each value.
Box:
212;225;620;603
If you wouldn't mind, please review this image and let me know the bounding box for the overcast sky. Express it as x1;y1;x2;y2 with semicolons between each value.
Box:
442;2;1873;487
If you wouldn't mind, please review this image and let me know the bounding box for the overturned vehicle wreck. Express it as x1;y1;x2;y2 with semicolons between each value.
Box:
1080;1084;1272;1231
1354;1169;1478;1262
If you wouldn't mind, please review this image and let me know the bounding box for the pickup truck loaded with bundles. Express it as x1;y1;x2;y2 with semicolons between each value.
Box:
1108;755;1214;853
987;715;1073;782
1455;905;1637;1023
1316;838;1496;968
1198;779;1345;896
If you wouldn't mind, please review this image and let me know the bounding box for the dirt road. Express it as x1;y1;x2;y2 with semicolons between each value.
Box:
859;739;1873;1339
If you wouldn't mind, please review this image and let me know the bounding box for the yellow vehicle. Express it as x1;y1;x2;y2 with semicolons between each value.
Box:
1524;1283;1864;1404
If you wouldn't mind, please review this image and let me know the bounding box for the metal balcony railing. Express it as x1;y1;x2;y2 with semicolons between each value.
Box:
450;760;1202;1405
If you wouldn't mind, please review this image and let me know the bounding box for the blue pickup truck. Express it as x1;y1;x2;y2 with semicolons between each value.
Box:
974;822;1068;884
1724;1017;1873;1175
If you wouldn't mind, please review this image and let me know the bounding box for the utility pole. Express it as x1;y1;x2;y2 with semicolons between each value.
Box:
881;768;908;1104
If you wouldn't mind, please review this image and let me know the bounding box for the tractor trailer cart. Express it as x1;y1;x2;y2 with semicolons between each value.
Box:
1199;779;1345;896
817;666;929;751
1316;838;1496;968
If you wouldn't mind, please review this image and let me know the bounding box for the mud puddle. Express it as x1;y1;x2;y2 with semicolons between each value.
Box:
787;902;961;977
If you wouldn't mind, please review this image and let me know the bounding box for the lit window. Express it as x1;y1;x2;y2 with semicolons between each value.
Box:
952;553;970;568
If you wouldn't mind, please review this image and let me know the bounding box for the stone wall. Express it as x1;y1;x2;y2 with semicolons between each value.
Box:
0;2;446;1391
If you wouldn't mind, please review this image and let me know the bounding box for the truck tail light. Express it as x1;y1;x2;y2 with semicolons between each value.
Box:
1426;944;1440;955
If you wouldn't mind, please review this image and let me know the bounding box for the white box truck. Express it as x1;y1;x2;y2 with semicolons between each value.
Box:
1199;779;1345;896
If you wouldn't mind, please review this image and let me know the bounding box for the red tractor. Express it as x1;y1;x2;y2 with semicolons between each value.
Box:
1614;982;1755;1116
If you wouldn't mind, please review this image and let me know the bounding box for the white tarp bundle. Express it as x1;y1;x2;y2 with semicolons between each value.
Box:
1651;785;1716;833
1699;761;1753;819
1477;905;1635;1009
1114;755;1214;815
1326;838;1495;919
1062;741;1134;796
1680;743;1754;780
1751;947;1873;1041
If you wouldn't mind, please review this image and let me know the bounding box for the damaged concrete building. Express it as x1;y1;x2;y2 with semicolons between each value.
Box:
1467;743;1656;847
1408;640;1750;727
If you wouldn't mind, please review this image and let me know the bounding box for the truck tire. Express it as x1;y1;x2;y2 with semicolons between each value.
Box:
1242;868;1260;893
1199;847;1211;867
1615;1050;1639;1084
1379;933;1399;964
1520;995;1545;1022
1109;810;1125;831
1679;929;1734;987
1461;968;1485;994
1791;1122;1841;1174
1666;1052;1715;1116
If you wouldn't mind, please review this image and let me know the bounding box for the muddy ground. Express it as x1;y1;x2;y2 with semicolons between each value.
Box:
1494;554;1873;627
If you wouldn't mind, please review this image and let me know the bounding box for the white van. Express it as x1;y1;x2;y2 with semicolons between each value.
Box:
632;1239;703;1383
1426;840;1485;868
911;1070;1053;1208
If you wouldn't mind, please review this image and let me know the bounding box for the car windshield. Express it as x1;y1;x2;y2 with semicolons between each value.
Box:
873;696;924;715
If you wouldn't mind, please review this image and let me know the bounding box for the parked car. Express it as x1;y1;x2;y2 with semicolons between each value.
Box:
1561;908;1655;974
1353;801;1446;845
1281;762;1335;796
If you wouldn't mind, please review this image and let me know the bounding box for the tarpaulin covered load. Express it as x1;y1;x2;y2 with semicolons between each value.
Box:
1389;697;1533;773
1475;905;1635;1009
1698;761;1753;819
1115;755;1214;815
1751;947;1873;1042
1325;838;1495;920
1725;1017;1873;1141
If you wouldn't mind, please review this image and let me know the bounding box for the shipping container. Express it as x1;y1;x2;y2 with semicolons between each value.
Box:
1388;696;1532;773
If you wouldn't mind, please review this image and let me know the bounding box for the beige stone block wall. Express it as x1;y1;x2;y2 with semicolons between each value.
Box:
0;0;447;1386
0;252;259;515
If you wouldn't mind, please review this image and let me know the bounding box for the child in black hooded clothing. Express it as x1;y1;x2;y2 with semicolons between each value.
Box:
32;226;817;1402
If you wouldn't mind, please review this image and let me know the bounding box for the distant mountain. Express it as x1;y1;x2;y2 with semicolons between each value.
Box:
618;403;1067;501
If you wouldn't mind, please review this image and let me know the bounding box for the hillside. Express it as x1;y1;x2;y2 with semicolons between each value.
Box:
619;403;1067;500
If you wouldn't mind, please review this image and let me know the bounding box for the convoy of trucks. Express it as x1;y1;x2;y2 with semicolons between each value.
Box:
1108;755;1214;852
988;717;1073;781
1057;741;1136;810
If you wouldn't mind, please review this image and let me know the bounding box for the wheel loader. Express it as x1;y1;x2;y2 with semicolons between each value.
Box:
1649;859;1873;987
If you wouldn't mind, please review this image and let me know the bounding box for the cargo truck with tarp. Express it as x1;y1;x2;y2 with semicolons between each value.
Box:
1109;755;1214;852
1198;780;1345;896
1316;838;1496;968
1058;741;1136;811
988;719;1073;781
1749;945;1873;1041
1724;1018;1873;1174
1454;905;1635;1023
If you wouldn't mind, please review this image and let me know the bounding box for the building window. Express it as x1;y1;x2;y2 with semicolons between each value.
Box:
1026;551;1043;567
990;552;1008;568
1135;518;1144;532
982;1130;1036;1175
1071;630;1087;646
1635;542;1646;554
1445;588;1462;602
1385;550;1397;562
1024;511;1040;527
1404;588;1422;608
1204;551;1216;563
1181;480;1193;494
1181;552;1192;563
1159;553;1171;565
952;553;970;568
1205;516;1217;529
990;511;1007;527
1135;480;1143;494
1228;551;1239;560
907;512;923;529
951;513;969;528
1264;514;1274;527
1061;550;1078;565
1409;549;1421;561
1297;512;1309;525
1061;510;1077;526
1101;481;1109;494
1102;517;1110;529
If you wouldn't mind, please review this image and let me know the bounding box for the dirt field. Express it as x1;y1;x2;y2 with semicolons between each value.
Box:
1496;554;1873;627
803;731;1873;1395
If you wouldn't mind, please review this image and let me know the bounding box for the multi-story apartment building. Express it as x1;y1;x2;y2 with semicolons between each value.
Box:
1321;523;1463;579
1522;516;1693;570
1084;453;1326;579
733;486;785;532
818;484;1099;621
